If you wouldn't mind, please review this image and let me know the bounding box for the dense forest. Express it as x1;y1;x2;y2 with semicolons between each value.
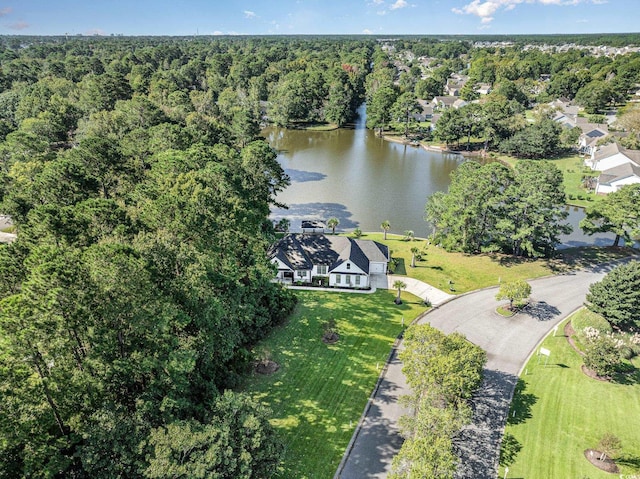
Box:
1;32;640;477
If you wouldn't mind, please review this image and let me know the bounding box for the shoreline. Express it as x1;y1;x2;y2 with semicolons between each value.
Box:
379;133;483;158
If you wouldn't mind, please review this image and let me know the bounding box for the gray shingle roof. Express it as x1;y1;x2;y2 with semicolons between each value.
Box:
269;234;388;274
599;162;640;185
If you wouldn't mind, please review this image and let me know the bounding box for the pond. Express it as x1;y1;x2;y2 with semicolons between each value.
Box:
266;105;615;248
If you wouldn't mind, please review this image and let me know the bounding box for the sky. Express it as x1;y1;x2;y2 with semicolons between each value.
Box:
0;0;638;36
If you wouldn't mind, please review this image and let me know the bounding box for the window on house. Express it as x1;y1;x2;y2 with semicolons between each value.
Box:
317;265;327;275
346;263;351;269
346;274;351;285
355;276;361;285
336;274;341;284
297;271;306;277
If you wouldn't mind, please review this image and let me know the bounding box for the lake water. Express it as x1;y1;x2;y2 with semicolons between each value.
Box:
267;105;615;248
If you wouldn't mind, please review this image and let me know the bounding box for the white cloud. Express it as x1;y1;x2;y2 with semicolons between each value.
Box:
362;28;373;33
0;7;12;17
372;0;385;4
377;9;387;14
213;30;224;35
453;0;602;24
390;0;408;9
244;10;257;19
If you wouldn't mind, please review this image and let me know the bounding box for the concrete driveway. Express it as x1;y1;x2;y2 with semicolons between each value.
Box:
337;262;618;479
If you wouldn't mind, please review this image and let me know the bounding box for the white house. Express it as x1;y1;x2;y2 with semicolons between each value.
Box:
596;162;640;194
589;142;640;171
269;234;389;289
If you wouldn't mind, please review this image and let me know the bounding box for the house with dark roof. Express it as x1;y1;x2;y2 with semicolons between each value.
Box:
269;234;389;288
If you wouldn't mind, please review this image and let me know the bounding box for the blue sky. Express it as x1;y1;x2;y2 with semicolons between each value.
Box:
0;0;637;36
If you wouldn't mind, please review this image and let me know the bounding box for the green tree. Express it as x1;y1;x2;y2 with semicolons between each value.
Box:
499;161;570;257
327;217;339;235
393;280;407;304
498;119;562;159
495;280;532;310
586;261;640;329
366;85;397;136
415;77;444;100
580;184;640;247
391;92;420;137
410;246;420;268
145;391;283;479
381;220;391;240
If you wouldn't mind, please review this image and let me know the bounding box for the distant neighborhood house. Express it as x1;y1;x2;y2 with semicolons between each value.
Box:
269;234;389;288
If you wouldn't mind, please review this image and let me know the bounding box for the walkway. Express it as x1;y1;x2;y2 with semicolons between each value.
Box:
336;263;618;479
370;274;455;306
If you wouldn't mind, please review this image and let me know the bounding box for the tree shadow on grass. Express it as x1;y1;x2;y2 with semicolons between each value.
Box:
499;432;522;468
507;378;537;426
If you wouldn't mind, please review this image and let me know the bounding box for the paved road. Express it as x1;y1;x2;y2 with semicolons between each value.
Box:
337;262;618;479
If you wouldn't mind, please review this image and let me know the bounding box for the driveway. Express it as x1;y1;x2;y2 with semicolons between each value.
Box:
337;263;618;479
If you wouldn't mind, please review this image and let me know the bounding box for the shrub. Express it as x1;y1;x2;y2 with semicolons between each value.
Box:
583;336;622;377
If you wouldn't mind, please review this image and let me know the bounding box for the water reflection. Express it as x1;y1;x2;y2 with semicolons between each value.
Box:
267;105;614;247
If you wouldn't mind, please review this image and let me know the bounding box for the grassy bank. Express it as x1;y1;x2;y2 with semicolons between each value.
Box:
241;289;427;479
500;310;640;478
346;233;635;294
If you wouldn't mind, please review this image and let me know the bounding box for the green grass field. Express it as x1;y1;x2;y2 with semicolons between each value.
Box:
240;289;427;479
346;233;635;294
500;310;640;478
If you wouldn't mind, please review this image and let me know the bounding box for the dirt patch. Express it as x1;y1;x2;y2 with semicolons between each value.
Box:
255;360;280;375
584;449;619;473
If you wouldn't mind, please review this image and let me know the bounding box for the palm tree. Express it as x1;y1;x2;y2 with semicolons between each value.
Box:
392;280;407;304
381;220;390;240
410;246;420;268
403;230;415;241
327;217;339;235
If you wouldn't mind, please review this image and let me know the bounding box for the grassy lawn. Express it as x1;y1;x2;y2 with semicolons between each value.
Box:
500;310;640;478
345;233;636;294
496;153;601;208
240;289;427;479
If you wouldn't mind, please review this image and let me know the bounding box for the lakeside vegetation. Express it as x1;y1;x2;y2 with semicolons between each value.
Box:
241;290;427;479
500;311;640;478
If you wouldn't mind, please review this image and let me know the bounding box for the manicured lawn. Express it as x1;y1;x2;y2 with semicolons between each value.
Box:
241;290;427;479
500;310;640;478
346;233;636;294
497;153;601;208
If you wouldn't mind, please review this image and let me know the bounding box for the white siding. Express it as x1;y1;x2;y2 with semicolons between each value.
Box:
330;272;369;288
331;261;366;276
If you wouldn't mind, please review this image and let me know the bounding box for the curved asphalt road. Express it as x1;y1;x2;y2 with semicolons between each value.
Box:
336;262;619;479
